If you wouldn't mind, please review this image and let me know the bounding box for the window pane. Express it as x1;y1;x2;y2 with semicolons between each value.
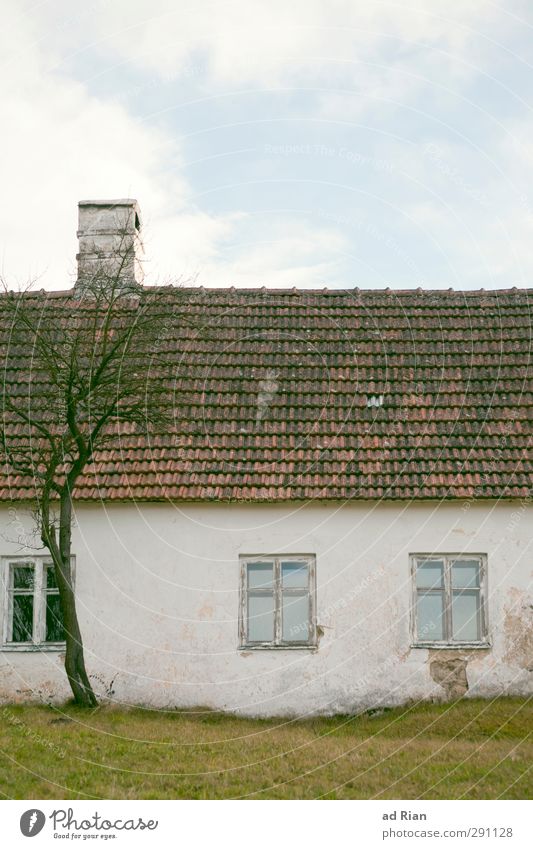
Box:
417;592;444;640
282;592;309;641
45;594;65;642
281;561;308;588
452;590;480;641
12;564;35;590
247;562;274;589
452;560;480;589
247;593;275;641
416;560;444;589
11;595;34;642
45;564;59;589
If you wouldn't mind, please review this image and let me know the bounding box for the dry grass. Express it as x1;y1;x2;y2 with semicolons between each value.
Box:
0;697;531;799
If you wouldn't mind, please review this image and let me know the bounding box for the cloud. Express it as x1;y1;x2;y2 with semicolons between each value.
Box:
0;1;360;290
2;1;532;290
0;3;182;287
0;2;254;289
51;1;520;148
194;217;349;288
82;0;499;87
384;130;533;287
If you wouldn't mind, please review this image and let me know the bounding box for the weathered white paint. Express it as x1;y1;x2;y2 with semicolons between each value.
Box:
0;500;531;715
76;199;144;290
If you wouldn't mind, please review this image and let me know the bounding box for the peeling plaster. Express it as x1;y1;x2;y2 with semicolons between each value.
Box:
428;652;470;699
504;588;533;670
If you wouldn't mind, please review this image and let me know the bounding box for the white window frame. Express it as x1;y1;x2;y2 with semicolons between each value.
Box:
1;556;71;651
239;554;317;649
410;553;489;648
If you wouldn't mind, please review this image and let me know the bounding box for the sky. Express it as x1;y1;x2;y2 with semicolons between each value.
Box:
1;0;533;290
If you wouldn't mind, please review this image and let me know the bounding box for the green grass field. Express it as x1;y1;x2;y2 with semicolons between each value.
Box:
0;698;531;799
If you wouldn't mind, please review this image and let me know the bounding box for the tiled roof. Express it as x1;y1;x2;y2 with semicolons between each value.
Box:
1;287;532;502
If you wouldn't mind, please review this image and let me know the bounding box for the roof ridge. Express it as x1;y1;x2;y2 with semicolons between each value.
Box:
3;285;533;297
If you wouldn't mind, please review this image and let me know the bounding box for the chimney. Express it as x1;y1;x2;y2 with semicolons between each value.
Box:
75;199;144;295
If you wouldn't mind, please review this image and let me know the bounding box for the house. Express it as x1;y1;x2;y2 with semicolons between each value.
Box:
0;199;531;715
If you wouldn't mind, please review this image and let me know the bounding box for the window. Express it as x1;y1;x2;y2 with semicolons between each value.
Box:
240;555;316;648
2;557;67;648
411;554;488;646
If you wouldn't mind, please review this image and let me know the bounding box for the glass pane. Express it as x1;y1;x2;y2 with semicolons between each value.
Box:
415;560;444;589
11;595;34;642
45;564;59;589
45;594;65;642
247;593;275;641
417;592;444;640
282;592;309;641
452;560;480;589
12;564;35;590
247;562;274;589
452;590;480;641
281;561;308;588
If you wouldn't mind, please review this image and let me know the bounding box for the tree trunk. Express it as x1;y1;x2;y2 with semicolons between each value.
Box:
43;493;98;707
56;556;98;708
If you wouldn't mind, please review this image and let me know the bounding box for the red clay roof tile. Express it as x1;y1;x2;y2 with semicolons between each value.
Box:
0;286;532;502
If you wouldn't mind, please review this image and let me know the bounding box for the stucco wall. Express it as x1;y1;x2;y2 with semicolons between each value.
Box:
0;500;531;715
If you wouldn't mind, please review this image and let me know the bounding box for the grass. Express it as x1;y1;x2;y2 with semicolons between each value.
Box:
0;697;531;799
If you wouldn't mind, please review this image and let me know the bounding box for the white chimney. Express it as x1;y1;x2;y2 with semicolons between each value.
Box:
75;199;144;294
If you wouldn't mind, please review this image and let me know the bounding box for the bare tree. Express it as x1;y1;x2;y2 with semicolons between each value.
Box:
0;258;182;706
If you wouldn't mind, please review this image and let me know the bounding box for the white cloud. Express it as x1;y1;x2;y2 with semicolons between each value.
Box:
148;212;349;288
82;0;498;86
386;129;533;287
194;218;349;288
1;0;532;290
0;3;247;289
50;0;518;140
143;210;244;284
0;1;360;290
0;3;182;287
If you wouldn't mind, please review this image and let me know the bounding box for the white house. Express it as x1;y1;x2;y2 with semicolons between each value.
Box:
0;200;531;715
